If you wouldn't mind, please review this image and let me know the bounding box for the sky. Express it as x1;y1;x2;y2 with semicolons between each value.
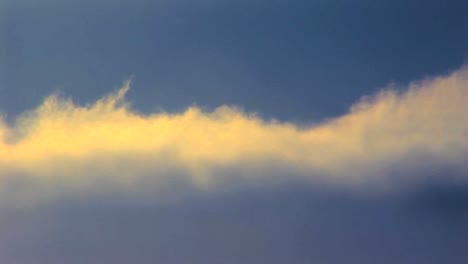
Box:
0;1;467;263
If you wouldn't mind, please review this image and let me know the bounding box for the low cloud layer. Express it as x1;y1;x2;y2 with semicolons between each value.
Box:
1;183;467;264
0;67;467;204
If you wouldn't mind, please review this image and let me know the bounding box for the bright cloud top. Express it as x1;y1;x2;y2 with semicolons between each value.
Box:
0;68;467;199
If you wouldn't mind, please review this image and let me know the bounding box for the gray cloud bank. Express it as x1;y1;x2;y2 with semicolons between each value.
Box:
0;182;467;264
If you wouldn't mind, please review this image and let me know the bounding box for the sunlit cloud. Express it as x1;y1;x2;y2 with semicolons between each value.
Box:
0;67;467;203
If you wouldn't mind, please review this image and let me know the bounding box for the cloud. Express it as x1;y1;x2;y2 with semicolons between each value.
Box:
0;67;467;204
1;179;467;264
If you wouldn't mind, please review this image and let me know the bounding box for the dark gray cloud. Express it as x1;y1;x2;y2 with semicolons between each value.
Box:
0;179;467;264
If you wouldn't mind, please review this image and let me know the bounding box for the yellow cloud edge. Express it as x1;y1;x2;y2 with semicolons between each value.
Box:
0;68;467;187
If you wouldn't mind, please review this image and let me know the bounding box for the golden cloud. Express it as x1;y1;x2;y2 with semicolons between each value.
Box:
0;68;467;199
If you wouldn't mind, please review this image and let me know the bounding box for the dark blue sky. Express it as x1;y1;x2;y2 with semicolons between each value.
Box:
1;0;467;121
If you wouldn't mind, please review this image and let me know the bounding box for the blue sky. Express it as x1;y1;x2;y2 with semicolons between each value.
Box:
1;0;467;120
0;1;467;263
